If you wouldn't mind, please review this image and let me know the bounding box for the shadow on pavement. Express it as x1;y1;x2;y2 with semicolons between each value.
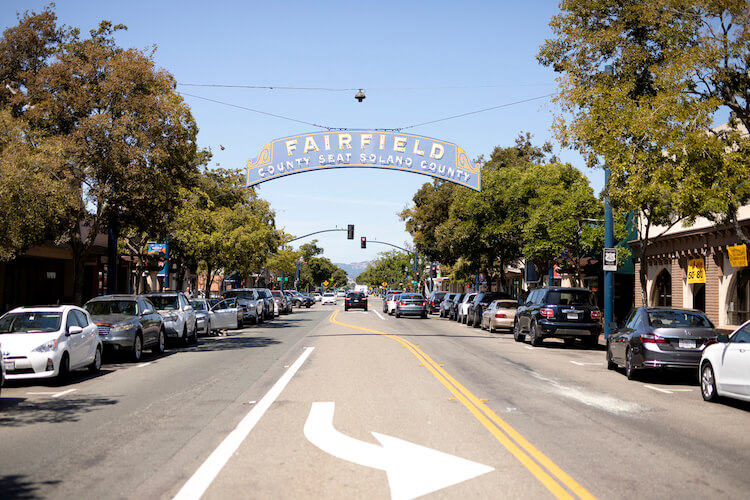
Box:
191;335;281;352
0;395;119;427
0;474;60;500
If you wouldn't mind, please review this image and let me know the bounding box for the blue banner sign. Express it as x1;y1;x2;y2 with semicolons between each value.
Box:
246;130;480;191
147;242;167;256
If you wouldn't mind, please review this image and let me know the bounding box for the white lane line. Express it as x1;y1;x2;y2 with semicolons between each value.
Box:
173;346;315;500
136;362;153;368
27;389;77;398
644;385;693;394
570;361;604;366
374;311;386;320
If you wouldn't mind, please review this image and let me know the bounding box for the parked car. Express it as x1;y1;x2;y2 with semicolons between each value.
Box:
606;307;718;380
514;287;602;347
345;292;368;311
85;295;165;360
427;291;447;315
141;292;198;345
313;292;322;302
222;288;264;325
700;320;750;403
481;299;519;333
447;293;465;320
271;290;292;314
467;292;510;328
386;293;401;315
299;293;315;308
0;340;4;395
438;293;458;318
321;292;337;305
395;293;428;319
0;305;102;381
457;293;477;324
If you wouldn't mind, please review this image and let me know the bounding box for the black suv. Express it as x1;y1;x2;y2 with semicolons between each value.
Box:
426;291;447;315
467;291;510;328
344;292;367;311
513;287;602;346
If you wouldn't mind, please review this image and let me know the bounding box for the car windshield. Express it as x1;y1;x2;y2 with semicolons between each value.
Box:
647;310;713;328
323;293;334;297
0;312;62;333
146;295;179;310
191;300;207;311
224;290;253;299
85;300;138;316
546;290;596;306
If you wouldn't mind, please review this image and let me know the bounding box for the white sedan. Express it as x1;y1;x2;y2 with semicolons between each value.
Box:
0;305;102;381
700;320;750;403
321;293;337;305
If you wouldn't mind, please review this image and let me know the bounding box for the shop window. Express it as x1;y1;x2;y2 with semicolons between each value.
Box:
729;268;750;325
655;269;672;307
692;283;705;312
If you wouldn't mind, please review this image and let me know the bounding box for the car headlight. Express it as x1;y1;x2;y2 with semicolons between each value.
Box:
163;313;178;321
32;339;58;353
111;323;131;334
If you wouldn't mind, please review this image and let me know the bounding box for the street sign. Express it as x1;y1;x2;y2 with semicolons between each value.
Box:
603;248;618;272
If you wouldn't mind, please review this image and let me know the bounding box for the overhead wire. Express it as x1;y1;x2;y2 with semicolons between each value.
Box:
177;88;555;132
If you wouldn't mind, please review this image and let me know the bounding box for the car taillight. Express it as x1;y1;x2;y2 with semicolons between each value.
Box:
540;308;555;318
494;313;507;318
95;322;113;327
590;310;602;320
421;302;427;306
399;301;406;306
640;333;668;344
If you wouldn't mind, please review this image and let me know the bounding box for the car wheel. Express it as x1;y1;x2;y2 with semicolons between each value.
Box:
701;362;719;402
564;338;576;347
364;306;368;311
57;353;70;383
625;347;637;380
421;311;427;319
529;322;542;346
606;342;617;370
472;312;480;328
182;326;190;345
153;328;165;355
205;320;211;336
190;323;198;344
258;312;264;324
396;310;401;318
133;333;143;361
513;322;525;342
488;321;494;334
345;307;349;311
89;346;102;373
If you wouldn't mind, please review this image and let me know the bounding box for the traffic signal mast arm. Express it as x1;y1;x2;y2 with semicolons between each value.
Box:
288;227;351;243
363;239;420;292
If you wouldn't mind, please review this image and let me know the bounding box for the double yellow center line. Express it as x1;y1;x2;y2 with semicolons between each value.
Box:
329;310;595;500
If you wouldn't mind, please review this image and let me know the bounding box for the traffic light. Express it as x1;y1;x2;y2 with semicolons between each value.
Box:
430;264;437;278
415;271;421;281
347;224;354;239
360;236;366;248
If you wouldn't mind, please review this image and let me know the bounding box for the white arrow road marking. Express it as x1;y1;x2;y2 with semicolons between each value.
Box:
304;402;494;500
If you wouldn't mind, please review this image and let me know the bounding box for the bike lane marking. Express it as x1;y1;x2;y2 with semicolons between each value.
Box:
329;309;596;500
173;346;314;500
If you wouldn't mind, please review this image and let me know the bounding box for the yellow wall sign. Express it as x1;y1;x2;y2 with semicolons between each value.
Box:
728;244;748;267
687;258;706;284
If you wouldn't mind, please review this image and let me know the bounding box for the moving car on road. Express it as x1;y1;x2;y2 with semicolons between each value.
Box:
481;299;519;333
141;292;198;345
0;305;102;381
386;293;400;315
514;287;602;347
321;292;337;305
345;292;367;311
607;307;717;380
395;293;428;318
700;319;750;403
85;295;164;360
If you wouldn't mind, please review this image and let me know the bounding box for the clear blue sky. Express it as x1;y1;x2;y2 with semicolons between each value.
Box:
2;1;603;265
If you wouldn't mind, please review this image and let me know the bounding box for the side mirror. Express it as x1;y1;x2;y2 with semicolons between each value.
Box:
67;325;83;336
142;309;154;316
717;334;729;343
608;322;618;331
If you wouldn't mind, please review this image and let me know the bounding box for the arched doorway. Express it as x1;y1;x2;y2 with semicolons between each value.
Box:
655;269;672;307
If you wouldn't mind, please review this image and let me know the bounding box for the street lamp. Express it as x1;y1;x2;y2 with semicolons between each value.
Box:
603;64;615;338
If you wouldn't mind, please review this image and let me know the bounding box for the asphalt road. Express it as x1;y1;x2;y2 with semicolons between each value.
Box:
2;298;750;500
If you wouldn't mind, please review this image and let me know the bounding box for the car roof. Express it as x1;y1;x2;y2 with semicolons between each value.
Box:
9;305;79;313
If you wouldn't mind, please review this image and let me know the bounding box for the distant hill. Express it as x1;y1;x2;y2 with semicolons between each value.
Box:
335;261;370;279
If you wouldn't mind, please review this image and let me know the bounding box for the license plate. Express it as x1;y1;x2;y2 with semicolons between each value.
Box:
679;339;696;349
4;360;14;371
567;313;579;320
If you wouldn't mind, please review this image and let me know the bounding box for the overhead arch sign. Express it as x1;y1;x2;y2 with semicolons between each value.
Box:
246;130;480;191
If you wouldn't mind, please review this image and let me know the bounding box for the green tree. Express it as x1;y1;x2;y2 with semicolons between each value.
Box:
538;0;750;303
1;8;205;303
356;250;416;290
